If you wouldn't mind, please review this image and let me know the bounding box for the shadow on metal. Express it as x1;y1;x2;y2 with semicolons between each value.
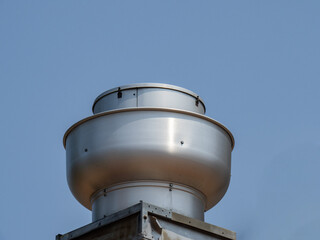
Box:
56;201;236;240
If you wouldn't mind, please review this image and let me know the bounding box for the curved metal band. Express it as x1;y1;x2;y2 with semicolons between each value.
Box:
90;181;207;205
92;83;206;113
63;107;234;149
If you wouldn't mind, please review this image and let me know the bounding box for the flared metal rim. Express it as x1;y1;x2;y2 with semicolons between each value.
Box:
92;83;206;113
63;107;235;150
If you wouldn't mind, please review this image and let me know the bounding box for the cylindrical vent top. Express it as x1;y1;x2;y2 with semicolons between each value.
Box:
92;83;206;114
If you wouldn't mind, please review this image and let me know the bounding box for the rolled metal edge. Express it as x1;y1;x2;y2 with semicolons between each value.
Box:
63;107;235;150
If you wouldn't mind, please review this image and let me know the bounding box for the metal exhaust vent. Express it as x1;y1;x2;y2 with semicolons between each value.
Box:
63;83;234;222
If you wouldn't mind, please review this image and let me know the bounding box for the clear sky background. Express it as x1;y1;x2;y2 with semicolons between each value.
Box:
0;1;319;239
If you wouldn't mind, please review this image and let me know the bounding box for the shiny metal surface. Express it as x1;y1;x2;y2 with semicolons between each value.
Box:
92;83;206;114
64;107;234;220
91;181;206;221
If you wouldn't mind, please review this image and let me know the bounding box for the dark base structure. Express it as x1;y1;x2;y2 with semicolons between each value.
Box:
56;202;236;240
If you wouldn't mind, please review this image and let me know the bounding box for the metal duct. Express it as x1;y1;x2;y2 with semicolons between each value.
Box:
63;83;234;222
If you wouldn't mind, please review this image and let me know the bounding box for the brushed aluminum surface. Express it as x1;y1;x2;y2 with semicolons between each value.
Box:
64;107;234;219
91;181;206;221
92;83;206;114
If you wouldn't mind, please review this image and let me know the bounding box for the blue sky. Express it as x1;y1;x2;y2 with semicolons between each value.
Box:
0;1;319;239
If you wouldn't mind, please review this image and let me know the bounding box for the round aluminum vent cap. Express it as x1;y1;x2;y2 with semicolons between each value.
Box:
92;83;206;114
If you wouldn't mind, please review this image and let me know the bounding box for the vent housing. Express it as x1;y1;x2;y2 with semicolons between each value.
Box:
63;83;234;221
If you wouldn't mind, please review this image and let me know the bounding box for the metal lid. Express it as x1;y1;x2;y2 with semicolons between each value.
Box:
92;83;206;114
